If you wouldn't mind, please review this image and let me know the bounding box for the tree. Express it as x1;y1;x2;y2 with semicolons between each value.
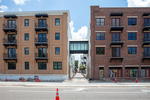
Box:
75;60;79;68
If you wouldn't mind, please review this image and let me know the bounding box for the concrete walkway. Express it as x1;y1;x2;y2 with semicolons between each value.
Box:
70;73;88;83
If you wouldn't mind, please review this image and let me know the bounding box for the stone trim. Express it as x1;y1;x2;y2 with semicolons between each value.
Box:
99;65;104;67
111;31;121;32
127;31;138;32
125;65;139;67
95;31;106;33
111;16;122;18
144;45;150;47
95;45;106;47
127;45;138;47
109;65;123;67
95;16;105;18
127;16;138;18
111;45;121;47
141;65;150;67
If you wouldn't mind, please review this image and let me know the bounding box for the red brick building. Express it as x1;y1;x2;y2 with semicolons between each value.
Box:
90;6;150;80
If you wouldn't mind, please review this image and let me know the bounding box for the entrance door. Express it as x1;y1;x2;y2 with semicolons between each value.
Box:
99;70;103;78
8;48;16;58
38;33;46;42
8;34;15;43
8;20;15;28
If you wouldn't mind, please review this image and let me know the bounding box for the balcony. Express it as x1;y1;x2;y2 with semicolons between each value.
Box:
3;23;17;34
3;53;17;62
110;56;124;63
142;38;150;47
34;22;48;33
110;41;124;47
110;13;123;16
110;26;124;33
142;52;150;62
35;14;48;17
35;53;48;62
3;38;17;48
142;25;150;32
34;38;48;48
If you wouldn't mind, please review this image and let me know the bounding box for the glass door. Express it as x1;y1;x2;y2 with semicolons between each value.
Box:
38;33;46;42
38;19;46;27
8;48;16;58
38;48;46;57
8;20;15;28
8;34;15;43
112;47;120;57
112;33;120;41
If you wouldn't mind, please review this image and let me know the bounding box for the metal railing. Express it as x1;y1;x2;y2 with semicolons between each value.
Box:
35;38;47;42
35;53;48;57
143;38;150;42
35;22;47;27
143;52;150;57
3;53;17;58
3;23;17;29
3;38;17;43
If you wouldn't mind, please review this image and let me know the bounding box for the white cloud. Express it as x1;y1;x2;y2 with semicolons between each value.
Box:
70;21;87;39
0;0;1;3
13;0;30;5
127;0;150;7
0;5;8;12
18;8;22;11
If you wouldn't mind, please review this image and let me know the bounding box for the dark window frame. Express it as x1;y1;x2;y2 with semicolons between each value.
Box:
96;33;105;40
112;33;120;41
112;47;120;57
55;33;60;40
24;19;29;26
8;62;16;70
38;19;47;27
25;33;29;41
112;18;120;26
128;18;137;26
38;62;47;70
96;18;105;26
25;48;29;55
53;62;62;70
25;62;29;70
55;18;60;26
96;47;105;55
128;47;137;54
144;18;150;26
128;33;137;40
55;47;60;54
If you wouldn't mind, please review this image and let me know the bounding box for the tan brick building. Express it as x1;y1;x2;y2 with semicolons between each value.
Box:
90;6;150;80
0;11;71;80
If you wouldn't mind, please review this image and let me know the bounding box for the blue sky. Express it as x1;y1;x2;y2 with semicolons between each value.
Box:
0;0;150;61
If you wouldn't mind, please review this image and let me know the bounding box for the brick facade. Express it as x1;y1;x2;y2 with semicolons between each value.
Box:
90;6;150;80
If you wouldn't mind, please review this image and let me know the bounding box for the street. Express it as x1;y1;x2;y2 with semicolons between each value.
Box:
0;86;150;100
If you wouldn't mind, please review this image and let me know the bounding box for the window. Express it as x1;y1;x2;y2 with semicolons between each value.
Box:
112;33;120;41
38;33;46;42
55;47;60;54
128;33;136;40
144;18;150;26
96;47;105;55
25;48;29;55
8;62;16;70
8;20;16;28
55;33;60;40
112;47;120;57
96;33;105;40
144;33;150;42
25;33;29;41
38;62;46;70
8;48;16;58
96;18;104;26
24;19;29;26
128;47;137;54
25;62;29;70
53;62;62;70
55;18;60;25
128;18;136;25
112;18;120;26
8;34;15;43
144;47;150;57
38;48;46;57
38;19;46;27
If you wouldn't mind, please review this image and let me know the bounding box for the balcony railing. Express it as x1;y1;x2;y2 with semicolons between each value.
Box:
35;22;47;27
35;38;47;42
3;38;17;44
3;23;17;29
35;53;48;58
3;53;17;59
143;38;150;42
143;52;150;57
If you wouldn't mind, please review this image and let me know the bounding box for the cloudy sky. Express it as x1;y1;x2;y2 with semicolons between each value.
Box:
0;0;150;62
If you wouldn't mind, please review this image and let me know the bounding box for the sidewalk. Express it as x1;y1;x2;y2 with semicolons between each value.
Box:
70;73;88;83
0;81;150;87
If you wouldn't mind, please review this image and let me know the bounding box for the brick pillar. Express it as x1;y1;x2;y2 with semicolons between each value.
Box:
139;66;141;77
122;66;125;79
